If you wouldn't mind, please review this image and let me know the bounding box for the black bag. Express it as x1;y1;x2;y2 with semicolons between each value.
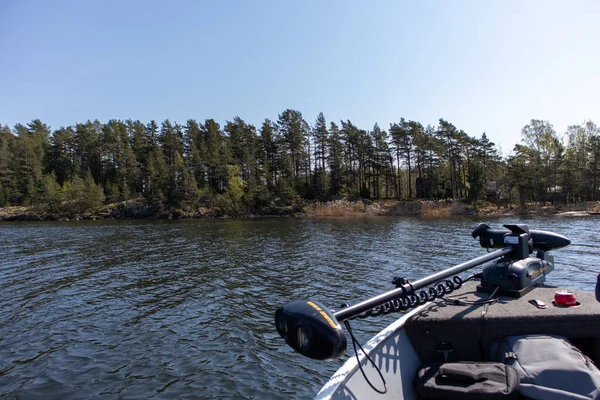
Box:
415;361;520;399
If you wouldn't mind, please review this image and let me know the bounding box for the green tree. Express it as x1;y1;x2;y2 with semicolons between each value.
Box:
0;124;15;205
159;120;183;166
413;124;440;199
371;123;393;198
436;119;461;199
586;122;600;200
144;148;168;207
225;117;258;188
73;120;103;184
203;119;227;192
312;113;329;197
276;109;308;190
83;169;105;211
340;120;360;194
170;152;200;208
39;172;62;213
59;169;104;214
48;126;77;185
258;119;277;191
61;175;86;214
507;144;536;209
128;119;150;194
10;122;50;204
215;164;245;215
563;121;600;202
390;119;418;198
473;133;502;204
328;122;344;196
520;120;563;204
184;119;206;190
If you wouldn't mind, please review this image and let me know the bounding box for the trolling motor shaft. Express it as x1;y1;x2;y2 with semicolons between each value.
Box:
333;247;512;322
275;224;571;360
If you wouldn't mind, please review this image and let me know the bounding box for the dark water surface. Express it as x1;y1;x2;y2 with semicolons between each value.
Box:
1;217;599;399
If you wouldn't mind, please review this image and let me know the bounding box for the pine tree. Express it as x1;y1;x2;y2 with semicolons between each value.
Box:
0;124;15;205
203;119;226;192
312;112;329;197
277;109;308;190
259;119;277;190
74;120;102;184
184;119;206;189
145;148;168;207
170;152;200;208
83;169;105;212
39;172;62;213
10;122;49;204
328;122;344;196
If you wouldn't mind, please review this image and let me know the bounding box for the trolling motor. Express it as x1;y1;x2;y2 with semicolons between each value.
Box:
275;224;571;361
472;224;570;297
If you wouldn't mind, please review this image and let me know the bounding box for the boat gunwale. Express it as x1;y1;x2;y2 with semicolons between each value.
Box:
314;303;428;399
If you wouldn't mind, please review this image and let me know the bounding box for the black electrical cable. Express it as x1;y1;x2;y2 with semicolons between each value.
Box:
444;282;499;307
443;296;498;306
477;286;500;358
462;272;482;283
344;320;387;395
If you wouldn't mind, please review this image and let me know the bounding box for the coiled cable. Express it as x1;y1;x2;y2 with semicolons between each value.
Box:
352;274;472;320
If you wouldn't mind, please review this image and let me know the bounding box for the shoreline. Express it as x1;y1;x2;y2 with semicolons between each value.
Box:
2;200;598;222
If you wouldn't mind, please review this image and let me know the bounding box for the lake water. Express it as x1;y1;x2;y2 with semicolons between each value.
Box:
1;216;598;399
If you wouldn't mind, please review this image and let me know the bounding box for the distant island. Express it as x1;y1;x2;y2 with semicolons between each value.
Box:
1;112;599;221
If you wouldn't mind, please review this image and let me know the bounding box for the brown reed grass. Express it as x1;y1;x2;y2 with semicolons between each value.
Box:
307;199;466;217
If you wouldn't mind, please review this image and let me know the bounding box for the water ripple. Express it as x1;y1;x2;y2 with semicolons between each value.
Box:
0;217;598;398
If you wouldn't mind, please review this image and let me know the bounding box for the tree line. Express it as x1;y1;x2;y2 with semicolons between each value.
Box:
1;111;599;215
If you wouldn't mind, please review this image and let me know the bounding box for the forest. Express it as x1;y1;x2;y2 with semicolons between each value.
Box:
0;110;599;217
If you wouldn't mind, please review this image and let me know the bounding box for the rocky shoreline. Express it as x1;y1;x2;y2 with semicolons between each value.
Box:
1;200;598;222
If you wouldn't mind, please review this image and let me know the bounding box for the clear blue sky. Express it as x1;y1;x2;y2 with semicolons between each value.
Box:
1;0;599;154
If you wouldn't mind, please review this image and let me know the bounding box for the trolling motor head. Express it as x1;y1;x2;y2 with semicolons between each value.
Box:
472;223;571;256
473;224;571;297
275;300;346;360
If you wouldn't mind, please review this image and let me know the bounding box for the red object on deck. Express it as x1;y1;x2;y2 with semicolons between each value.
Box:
554;290;578;306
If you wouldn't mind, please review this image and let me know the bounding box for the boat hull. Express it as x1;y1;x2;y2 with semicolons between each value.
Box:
315;305;426;400
316;282;600;399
